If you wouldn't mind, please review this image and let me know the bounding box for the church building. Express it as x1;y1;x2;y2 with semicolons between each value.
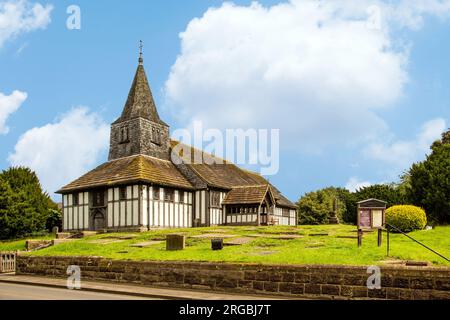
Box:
57;49;297;232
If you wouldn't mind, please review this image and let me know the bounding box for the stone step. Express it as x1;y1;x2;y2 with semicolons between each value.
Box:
56;232;72;239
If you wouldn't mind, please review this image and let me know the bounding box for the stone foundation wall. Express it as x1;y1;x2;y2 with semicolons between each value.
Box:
16;256;450;300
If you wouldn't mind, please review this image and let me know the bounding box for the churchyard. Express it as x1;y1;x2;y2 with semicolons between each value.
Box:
1;225;448;266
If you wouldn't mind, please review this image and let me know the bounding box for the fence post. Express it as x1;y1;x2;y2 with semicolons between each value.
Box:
387;225;390;257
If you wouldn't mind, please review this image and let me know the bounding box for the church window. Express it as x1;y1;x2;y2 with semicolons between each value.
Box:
164;189;174;202
151;127;162;146
120;126;129;143
153;187;160;200
92;190;105;207
119;186;127;200
73;193;79;206
211;191;221;207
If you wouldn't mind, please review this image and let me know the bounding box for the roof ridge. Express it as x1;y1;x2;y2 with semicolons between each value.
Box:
230;184;269;189
170;139;230;165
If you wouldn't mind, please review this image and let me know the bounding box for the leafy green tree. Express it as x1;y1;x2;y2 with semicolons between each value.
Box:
408;134;450;224
297;187;347;224
0;167;61;239
343;184;407;224
0;177;14;239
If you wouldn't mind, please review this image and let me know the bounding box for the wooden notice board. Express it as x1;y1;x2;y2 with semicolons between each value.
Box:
359;210;371;228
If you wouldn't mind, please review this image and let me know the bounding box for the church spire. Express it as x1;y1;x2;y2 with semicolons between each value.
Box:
113;42;167;126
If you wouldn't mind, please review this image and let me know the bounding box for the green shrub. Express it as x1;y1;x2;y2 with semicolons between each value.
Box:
385;205;427;233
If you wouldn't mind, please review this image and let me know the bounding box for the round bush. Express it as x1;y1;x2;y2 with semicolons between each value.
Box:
385;205;427;233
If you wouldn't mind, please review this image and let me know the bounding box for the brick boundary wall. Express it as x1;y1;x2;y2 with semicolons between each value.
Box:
16;256;450;300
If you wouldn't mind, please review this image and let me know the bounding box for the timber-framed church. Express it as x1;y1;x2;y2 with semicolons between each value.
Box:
57;50;297;232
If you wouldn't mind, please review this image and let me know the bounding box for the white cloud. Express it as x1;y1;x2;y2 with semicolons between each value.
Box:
0;0;53;48
388;0;450;30
345;177;372;192
8;107;110;195
165;0;450;152
0;90;27;134
364;118;447;169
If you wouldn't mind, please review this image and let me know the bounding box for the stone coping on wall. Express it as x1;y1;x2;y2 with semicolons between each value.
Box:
16;256;450;300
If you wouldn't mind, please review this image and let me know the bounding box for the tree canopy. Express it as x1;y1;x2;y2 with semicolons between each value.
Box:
408;132;450;224
0;167;61;240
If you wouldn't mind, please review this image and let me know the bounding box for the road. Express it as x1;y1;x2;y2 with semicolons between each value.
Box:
0;282;159;300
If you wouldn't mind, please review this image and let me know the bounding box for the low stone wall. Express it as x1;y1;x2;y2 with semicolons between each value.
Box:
16;256;450;300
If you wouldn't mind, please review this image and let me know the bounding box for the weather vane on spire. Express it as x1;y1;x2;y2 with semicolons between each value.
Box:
139;40;144;64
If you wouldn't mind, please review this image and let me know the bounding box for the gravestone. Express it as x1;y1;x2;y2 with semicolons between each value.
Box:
328;198;340;224
166;234;186;251
211;239;223;250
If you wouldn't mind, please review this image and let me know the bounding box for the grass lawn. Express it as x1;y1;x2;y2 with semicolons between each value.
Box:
2;225;449;266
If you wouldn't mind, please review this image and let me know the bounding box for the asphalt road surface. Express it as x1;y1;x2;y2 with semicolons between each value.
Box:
0;282;159;300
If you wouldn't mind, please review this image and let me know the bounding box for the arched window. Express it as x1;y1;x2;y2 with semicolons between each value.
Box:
120;126;129;143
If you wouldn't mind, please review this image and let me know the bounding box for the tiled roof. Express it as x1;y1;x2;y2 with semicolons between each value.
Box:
222;185;271;205
57;155;193;193
171;140;296;208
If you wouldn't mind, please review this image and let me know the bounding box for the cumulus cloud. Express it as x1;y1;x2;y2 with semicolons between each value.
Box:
8;107;110;195
165;0;450;152
364;118;447;169
0;0;53;48
0;90;27;134
345;177;372;192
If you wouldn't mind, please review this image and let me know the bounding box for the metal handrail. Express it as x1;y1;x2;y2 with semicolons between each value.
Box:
386;223;449;262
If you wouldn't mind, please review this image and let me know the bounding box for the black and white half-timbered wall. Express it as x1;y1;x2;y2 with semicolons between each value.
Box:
58;51;297;231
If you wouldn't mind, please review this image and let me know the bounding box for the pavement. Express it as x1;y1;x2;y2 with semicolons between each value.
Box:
0;274;286;300
0;282;153;300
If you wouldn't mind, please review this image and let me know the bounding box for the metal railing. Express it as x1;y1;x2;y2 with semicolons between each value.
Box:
386;224;449;262
0;252;16;273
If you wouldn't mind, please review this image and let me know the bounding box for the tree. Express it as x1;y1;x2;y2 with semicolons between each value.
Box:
0;177;13;239
0;167;61;239
297;187;347;224
342;184;407;224
408;136;450;224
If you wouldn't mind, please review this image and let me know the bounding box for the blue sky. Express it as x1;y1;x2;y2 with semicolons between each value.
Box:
1;0;450;202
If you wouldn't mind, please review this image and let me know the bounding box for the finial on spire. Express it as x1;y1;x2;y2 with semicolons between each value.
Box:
139;40;144;65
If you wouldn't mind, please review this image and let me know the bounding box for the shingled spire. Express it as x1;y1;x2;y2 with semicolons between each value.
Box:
108;42;171;161
113;42;166;126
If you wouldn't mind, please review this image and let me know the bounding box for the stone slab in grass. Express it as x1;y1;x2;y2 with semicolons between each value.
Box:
305;241;324;248
26;240;52;251
81;231;98;237
246;234;303;239
223;237;254;246
250;250;279;256
191;233;237;239
202;229;230;233
52;239;78;245
129;241;163;248
336;235;358;239
274;235;304;240
56;232;71;239
87;239;125;245
104;234;138;240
